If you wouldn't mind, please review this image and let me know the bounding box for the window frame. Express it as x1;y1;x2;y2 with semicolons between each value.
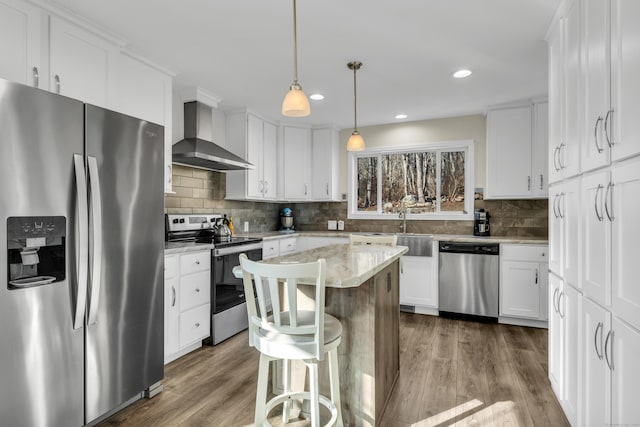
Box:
347;140;475;221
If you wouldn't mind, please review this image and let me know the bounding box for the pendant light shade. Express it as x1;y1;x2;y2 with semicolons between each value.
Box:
347;61;365;151
282;0;310;117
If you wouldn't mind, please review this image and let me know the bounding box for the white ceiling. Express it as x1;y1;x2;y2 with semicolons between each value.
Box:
45;0;560;129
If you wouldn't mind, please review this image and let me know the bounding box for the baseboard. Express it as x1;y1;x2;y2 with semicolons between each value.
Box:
498;316;548;329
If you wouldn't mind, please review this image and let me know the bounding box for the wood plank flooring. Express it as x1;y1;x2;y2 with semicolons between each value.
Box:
97;313;568;427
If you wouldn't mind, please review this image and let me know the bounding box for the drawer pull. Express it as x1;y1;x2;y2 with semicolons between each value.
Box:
195;260;200;265
195;322;200;328
195;288;200;292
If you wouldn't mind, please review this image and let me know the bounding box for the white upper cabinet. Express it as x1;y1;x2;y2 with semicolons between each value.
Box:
582;0;611;172
610;0;640;163
548;0;581;183
49;16;118;108
533;102;549;197
486;105;533;198
582;0;640;170
0;0;43;88
485;102;548;199
282;125;311;200
311;127;340;201
226;111;278;201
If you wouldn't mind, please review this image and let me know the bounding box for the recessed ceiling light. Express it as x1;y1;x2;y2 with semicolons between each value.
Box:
309;93;325;101
395;114;408;119
453;69;472;79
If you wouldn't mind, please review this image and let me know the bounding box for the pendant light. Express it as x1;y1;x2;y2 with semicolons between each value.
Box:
282;0;310;117
347;61;365;151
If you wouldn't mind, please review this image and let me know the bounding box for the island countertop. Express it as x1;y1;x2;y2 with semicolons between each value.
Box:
262;243;408;289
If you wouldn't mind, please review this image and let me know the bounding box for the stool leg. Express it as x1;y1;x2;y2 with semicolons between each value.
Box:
282;359;291;423
254;353;270;427
328;348;344;427
308;361;320;427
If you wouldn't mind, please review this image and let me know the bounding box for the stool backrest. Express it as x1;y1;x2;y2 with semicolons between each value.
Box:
349;234;398;246
239;254;327;358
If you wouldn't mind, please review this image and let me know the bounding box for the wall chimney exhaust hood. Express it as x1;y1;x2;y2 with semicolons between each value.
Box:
173;101;254;171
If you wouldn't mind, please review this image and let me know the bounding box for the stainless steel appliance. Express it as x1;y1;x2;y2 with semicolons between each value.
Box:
165;214;263;345
473;209;491;236
0;79;164;426
438;242;499;320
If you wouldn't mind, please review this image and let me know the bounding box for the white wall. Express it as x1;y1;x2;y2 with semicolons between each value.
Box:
338;114;486;195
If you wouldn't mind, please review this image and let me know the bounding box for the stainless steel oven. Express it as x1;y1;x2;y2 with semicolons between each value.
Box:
211;240;262;344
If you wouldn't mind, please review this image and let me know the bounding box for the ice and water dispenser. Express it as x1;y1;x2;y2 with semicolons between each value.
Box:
7;216;65;289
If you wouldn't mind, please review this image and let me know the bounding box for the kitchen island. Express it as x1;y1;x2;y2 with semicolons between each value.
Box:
263;243;408;426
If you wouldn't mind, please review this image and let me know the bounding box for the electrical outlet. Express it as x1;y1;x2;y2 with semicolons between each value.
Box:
327;220;337;230
243;221;249;232
337;220;345;231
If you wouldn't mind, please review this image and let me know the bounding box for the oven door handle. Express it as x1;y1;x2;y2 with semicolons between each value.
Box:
214;242;263;257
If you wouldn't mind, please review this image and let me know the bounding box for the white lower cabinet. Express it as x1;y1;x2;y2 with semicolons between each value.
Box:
164;250;211;364
562;283;580;427
611;316;640;426
549;273;564;398
399;248;438;313
500;244;548;324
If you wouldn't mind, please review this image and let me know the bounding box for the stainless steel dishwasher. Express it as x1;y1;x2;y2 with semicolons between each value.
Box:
438;241;499;320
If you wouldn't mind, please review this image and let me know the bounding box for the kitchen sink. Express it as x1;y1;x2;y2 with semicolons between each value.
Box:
395;234;433;256
368;233;433;256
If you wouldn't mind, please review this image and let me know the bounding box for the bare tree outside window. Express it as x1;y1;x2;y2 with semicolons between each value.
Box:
440;151;465;212
356;157;377;211
355;149;467;215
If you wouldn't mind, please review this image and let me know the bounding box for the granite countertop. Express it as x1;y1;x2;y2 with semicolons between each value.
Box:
243;231;547;245
261;243;408;288
164;242;215;255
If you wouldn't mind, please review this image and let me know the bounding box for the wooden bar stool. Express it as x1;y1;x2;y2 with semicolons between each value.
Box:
349;233;398;246
239;254;344;427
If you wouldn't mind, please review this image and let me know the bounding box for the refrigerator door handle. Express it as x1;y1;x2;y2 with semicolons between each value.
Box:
73;154;89;330
87;156;103;326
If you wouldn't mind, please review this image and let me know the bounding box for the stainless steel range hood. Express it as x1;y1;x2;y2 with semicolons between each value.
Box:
173;101;254;171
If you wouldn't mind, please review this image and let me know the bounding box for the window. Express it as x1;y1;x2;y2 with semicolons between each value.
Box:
348;140;474;220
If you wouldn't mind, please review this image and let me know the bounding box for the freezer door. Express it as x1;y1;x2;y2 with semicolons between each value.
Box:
84;105;164;423
0;79;85;426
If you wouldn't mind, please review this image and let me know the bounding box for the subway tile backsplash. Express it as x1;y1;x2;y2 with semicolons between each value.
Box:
165;165;548;237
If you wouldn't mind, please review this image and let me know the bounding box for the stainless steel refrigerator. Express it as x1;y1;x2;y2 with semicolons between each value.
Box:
0;78;164;426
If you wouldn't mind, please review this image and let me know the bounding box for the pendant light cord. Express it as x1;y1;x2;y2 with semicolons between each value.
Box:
353;66;358;131
292;0;299;84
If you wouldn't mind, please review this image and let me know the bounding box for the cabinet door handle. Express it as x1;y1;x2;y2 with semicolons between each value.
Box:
195;288;200;292
32;67;39;88
527;176;531;191
540;174;544;190
594;322;604;360
594;116;604;153
552;287;559;313
171;286;176;307
258;180;264;193
168;164;172;185
553;194;559;219
553;146;561;172
558;291;565;319
304;184;308;196
604;182;614;222
326;183;329;196
195;260;200;265
604;109;614;147
263;180;268;195
559;193;565;219
400;260;403;274
54;75;61;94
594;184;604;221
195;322;200;328
558;142;566;169
535;268;538;284
604;330;614;370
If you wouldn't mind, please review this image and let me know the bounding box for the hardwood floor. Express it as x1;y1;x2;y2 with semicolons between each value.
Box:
97;313;568;427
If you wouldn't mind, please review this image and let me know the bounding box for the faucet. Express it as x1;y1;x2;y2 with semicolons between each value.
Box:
398;208;407;234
